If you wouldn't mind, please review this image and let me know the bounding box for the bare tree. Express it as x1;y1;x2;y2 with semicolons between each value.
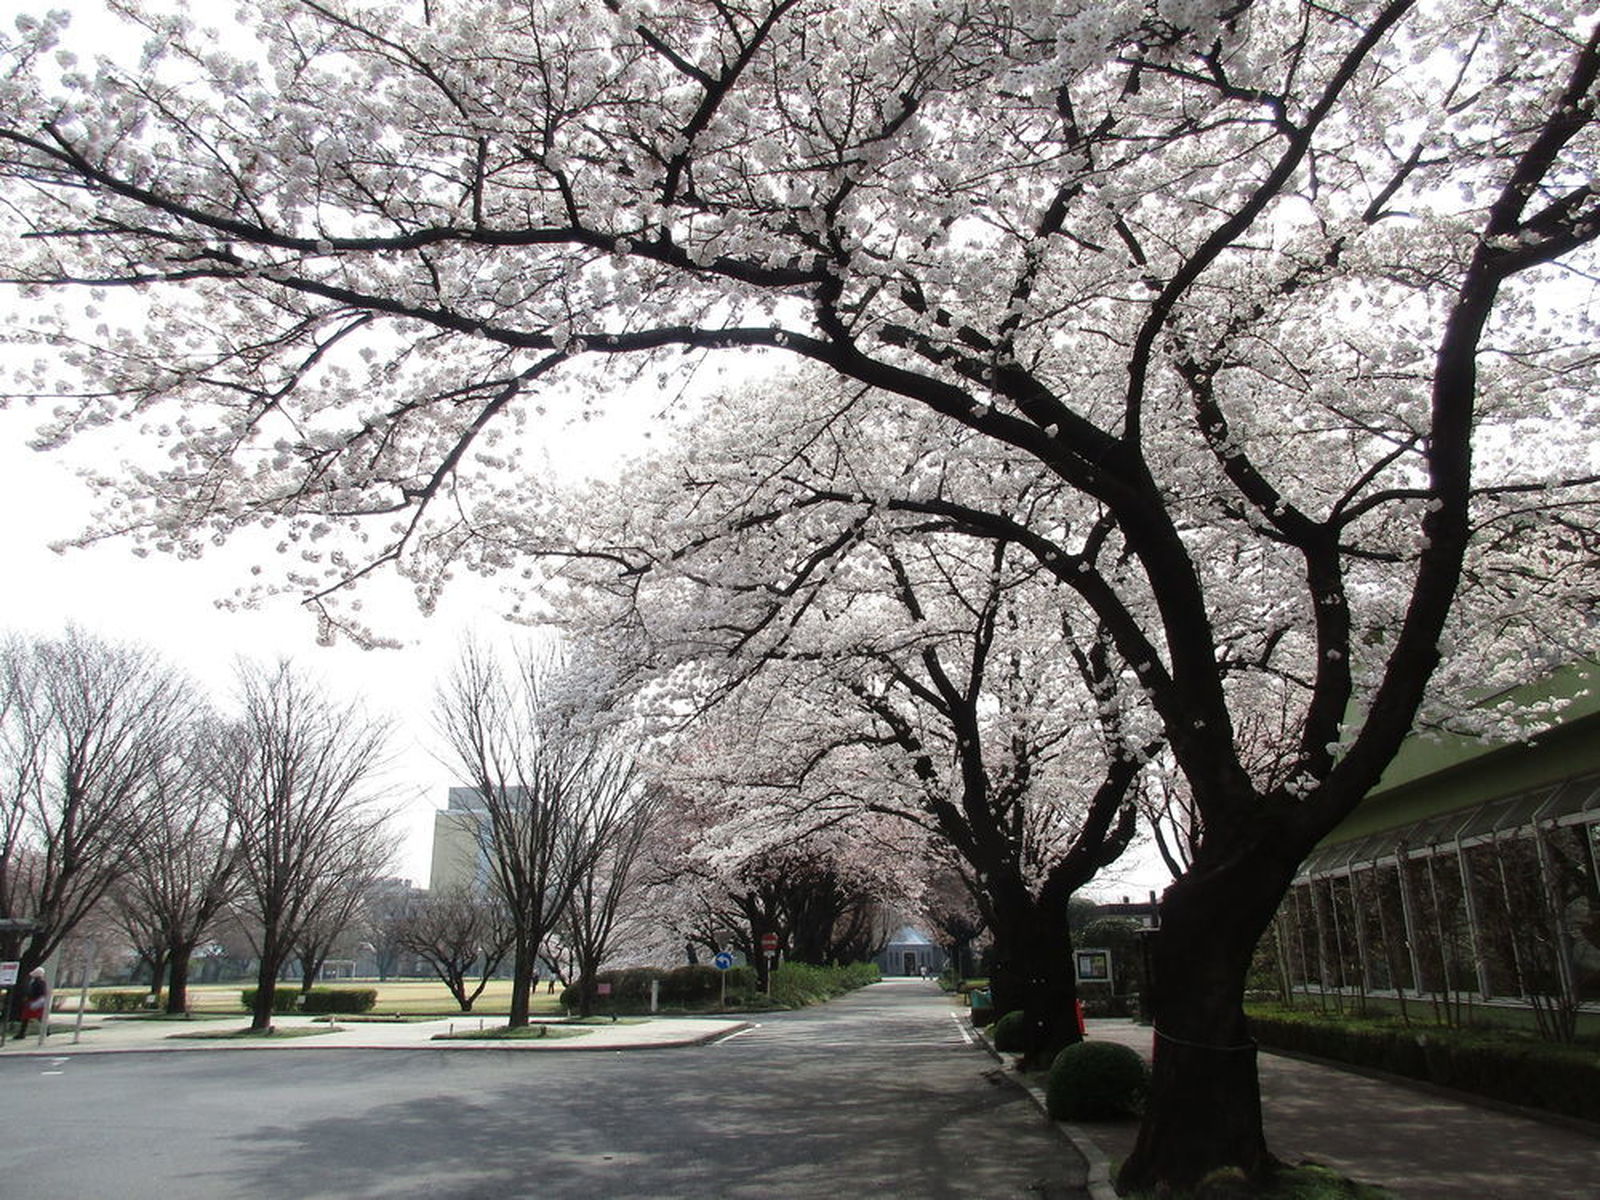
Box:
227;661;391;1031
561;782;662;1016
110;719;241;1013
292;819;395;993
0;628;199;1001
435;641;644;1027
361;878;426;982
396;885;515;1012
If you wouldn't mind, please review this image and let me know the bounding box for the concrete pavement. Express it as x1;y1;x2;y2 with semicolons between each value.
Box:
20;988;1599;1198
0;981;1086;1200
0;1011;750;1054
1023;1017;1600;1200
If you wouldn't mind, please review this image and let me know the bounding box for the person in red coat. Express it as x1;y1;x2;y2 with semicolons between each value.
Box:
17;968;48;1037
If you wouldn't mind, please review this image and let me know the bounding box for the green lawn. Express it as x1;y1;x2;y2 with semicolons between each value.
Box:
431;1023;593;1042
166;1025;337;1041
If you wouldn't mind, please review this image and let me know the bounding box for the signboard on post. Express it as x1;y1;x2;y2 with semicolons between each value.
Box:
1075;948;1113;986
713;951;734;971
0;962;17;987
760;932;778;953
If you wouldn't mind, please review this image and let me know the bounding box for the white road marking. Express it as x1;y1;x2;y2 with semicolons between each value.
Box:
950;1012;977;1046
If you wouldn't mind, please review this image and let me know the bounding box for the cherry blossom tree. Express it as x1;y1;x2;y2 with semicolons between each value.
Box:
541;398;1157;1059
2;1;1597;1186
641;732;924;991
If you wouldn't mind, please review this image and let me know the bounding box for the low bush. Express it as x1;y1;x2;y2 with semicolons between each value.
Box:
558;960;878;1012
92;990;158;1013
657;964;721;1005
768;961;880;1007
1247;1006;1600;1124
1045;1039;1148;1120
239;987;377;1015
559;967;666;1012
992;1009;1030;1052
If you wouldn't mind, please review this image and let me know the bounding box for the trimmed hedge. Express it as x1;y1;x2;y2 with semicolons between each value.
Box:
561;964;756;1011
93;990;160;1013
1248;1007;1600;1124
768;961;880;1007
1046;1040;1149;1120
992;1009;1029;1052
240;987;377;1015
560;961;880;1012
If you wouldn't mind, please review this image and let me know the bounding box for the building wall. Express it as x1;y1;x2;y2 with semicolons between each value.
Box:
1272;663;1600;1027
428;808;484;894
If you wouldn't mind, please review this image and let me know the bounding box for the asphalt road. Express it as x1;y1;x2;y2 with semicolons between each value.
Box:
0;980;1087;1199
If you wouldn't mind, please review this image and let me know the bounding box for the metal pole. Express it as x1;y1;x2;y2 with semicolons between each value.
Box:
72;941;93;1045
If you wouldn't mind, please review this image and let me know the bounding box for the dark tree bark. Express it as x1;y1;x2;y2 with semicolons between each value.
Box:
1120;828;1307;1189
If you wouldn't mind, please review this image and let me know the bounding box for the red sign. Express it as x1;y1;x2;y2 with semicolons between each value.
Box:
760;932;779;953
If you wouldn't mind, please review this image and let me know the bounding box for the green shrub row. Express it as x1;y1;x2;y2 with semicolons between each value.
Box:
559;961;879;1012
560;964;760;1011
240;987;377;1014
1248;1008;1600;1124
92;990;159;1012
767;961;880;1007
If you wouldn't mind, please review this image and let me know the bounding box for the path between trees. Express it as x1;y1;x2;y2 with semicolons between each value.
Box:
0;979;1088;1199
1064;1020;1600;1199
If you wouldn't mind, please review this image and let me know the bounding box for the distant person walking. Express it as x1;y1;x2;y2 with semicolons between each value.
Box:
17;968;48;1038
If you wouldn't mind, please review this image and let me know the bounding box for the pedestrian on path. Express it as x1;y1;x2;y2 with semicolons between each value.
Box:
16;968;48;1038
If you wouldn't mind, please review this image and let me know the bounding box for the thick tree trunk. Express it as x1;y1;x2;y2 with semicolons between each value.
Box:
986;885;1082;1067
507;936;535;1027
1117;847;1301;1193
166;942;195;1014
251;924;291;1032
250;955;279;1032
1017;892;1081;1067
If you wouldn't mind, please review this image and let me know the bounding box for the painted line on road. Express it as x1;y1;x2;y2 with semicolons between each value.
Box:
950;1012;977;1046
711;1025;761;1046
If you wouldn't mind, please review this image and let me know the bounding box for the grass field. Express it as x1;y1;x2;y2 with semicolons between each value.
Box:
84;979;570;1017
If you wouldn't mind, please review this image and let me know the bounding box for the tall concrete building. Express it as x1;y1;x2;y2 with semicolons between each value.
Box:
428;786;492;894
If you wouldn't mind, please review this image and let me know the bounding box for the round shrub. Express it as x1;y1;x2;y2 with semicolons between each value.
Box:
1045;1040;1148;1120
992;1009;1030;1052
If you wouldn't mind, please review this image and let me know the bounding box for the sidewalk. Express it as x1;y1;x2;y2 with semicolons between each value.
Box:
0;1012;749;1054
1041;1019;1600;1200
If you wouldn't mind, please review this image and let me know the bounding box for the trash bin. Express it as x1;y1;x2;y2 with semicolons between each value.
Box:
969;988;993;1025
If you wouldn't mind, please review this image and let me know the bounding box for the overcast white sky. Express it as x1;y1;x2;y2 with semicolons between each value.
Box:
0;404;491;884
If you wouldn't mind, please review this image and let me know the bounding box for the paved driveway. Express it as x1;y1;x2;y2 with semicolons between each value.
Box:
0;980;1086;1199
